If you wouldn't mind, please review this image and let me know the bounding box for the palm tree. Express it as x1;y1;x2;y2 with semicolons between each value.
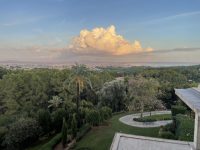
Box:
48;96;63;109
64;63;92;128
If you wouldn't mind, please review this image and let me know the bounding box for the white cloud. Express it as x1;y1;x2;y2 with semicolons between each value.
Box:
68;25;153;56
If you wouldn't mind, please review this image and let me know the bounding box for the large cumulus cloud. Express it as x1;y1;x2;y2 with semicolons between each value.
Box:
68;25;153;56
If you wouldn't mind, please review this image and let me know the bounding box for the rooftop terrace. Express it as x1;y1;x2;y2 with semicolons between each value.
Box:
110;133;194;150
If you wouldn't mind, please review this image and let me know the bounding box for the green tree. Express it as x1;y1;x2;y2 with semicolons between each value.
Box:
128;76;162;117
71;114;77;138
64;64;91;128
37;109;51;134
4;118;41;150
98;79;127;112
99;106;112;121
86;109;100;126
61;118;67;147
51;108;67;132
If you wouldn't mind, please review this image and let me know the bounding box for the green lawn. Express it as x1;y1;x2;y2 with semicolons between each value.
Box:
73;112;160;150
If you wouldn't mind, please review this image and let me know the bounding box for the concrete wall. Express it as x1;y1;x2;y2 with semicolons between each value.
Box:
194;114;200;150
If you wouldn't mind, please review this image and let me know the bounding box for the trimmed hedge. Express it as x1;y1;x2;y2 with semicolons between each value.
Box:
158;131;176;139
133;117;156;122
133;114;172;122
76;124;91;141
175;114;194;141
171;105;187;116
38;133;62;150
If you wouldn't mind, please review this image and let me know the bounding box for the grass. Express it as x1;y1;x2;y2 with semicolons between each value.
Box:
73;112;160;150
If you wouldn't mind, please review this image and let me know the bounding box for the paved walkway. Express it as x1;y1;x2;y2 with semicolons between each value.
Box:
119;110;172;128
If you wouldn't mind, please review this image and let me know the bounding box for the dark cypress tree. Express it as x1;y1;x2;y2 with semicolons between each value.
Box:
61;118;67;147
71;114;77;138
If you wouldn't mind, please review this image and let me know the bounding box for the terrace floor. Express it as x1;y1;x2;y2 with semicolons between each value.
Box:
110;133;194;150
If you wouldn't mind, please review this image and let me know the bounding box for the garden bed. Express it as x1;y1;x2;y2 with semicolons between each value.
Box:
133;114;172;122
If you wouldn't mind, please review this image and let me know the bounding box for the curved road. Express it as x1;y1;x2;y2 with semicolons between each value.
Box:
119;110;172;128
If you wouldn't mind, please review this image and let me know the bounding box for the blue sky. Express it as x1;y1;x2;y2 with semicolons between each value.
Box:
0;0;200;64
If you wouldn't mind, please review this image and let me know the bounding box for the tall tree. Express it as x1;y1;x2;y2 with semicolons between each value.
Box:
128;76;163;117
61;118;67;147
98;79;127;112
64;64;91;128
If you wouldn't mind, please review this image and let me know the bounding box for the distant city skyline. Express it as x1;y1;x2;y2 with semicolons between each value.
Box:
0;0;200;65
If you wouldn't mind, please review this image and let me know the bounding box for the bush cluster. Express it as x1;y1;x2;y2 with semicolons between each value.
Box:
158;114;194;141
38;133;62;150
99;106;112;121
158;126;176;139
175;114;194;141
171;105;187;116
4;118;41;150
86;106;112;126
133;117;156;122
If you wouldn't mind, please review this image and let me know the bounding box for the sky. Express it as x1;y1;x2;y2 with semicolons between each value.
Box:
0;0;200;65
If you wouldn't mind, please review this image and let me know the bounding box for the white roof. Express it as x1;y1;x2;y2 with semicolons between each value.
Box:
175;88;200;113
110;133;194;150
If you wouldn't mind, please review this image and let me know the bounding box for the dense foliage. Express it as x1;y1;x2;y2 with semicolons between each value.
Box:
4;118;41;150
0;64;199;149
61;118;67;146
171;105;187;116
175;114;194;141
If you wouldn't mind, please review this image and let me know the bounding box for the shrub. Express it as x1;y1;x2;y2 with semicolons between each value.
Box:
4;118;41;150
62;118;67;147
51;108;67;132
37;109;51;134
0;115;14;126
76;124;91;141
163;122;176;134
133;117;156;122
158;131;176;139
171;105;187;116
99;106;112;121
133;114;172;122
86;109;100;126
38;133;62;150
175;114;194;141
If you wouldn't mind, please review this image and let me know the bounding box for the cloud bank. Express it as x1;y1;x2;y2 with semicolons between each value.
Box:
68;25;153;56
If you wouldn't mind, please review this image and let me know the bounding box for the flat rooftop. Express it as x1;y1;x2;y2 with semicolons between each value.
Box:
110;133;194;150
175;88;200;113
